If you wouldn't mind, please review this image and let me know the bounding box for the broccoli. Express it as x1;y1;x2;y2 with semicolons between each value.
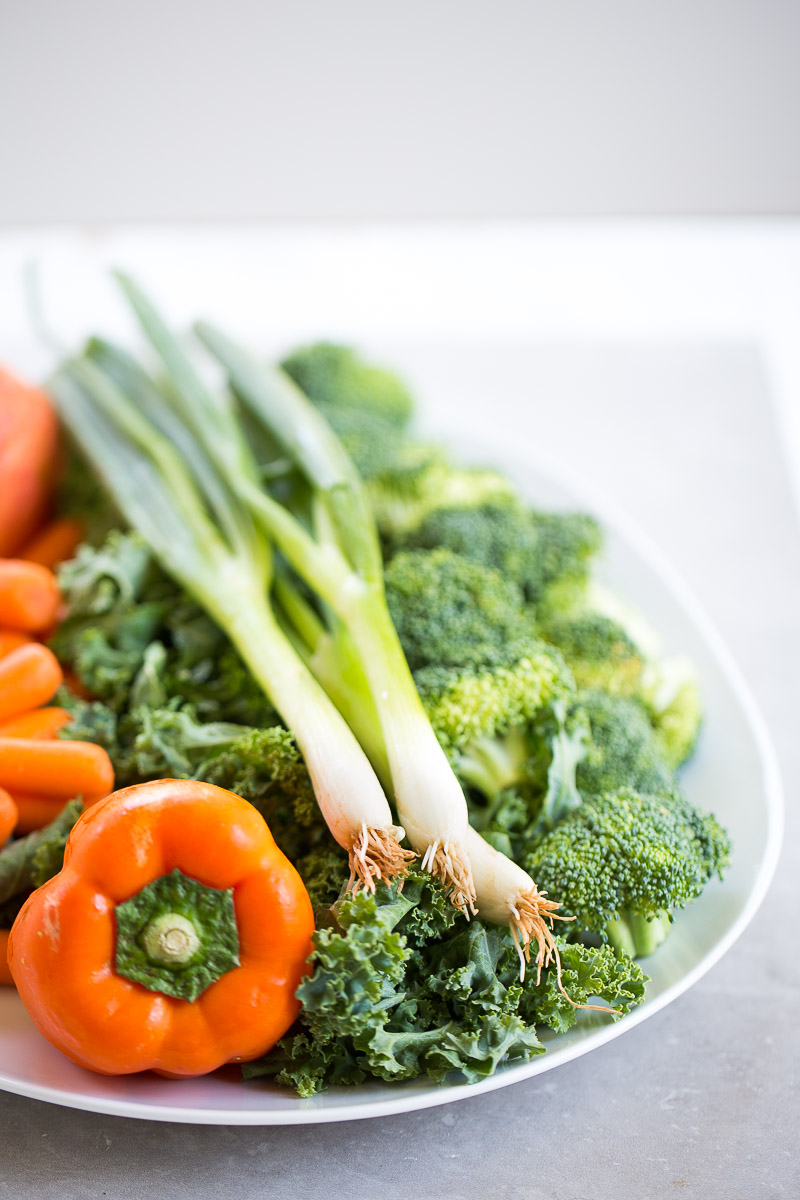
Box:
575;689;676;798
389;495;602;612
367;447;516;541
280;342;414;478
524;786;731;957
540;611;645;696
642;657;703;769
414;638;585;839
385;547;529;672
379;547;586;840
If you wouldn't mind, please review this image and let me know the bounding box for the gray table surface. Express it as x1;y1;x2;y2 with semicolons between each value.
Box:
0;341;797;1200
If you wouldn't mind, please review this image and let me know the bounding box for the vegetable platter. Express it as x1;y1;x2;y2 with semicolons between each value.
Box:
0;278;782;1124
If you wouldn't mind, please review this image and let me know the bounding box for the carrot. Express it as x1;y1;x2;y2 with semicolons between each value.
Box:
62;669;95;702
0;787;16;844
0;930;13;987
0;644;63;724
0;630;32;660
0;560;61;633
18;517;85;570
0;367;59;557
0;737;113;800
0;707;71;739
10;792;68;835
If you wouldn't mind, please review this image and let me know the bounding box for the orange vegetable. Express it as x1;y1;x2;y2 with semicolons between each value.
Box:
10;792;68;835
0;737;113;801
0;787;16;844
0;931;13;987
0;630;32;660
0;367;59;558
0;707;71;740
0;644;63;724
62;670;95;702
17;517;85;570
9;779;315;1076
0;560;61;633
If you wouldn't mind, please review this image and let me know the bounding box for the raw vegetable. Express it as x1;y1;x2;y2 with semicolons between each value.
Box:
0;799;82;909
0;560;61;633
48;329;412;893
0;737;113;802
0;931;12;986
0;707;71;739
11;794;72;835
8;779;315;1076
0;367;59;557
16;303;728;1097
0;788;16;845
245;872;647;1096
0;631;32;659
523;786;731;957
0;643;63;724
18;517;86;570
196;320;482;910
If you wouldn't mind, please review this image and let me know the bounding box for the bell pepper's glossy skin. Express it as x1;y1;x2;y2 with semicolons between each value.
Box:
8;778;314;1077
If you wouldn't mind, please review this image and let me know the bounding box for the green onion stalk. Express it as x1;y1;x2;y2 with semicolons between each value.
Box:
48;348;413;894
186;319;476;914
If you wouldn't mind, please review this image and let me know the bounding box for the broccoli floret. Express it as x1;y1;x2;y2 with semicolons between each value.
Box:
642;658;703;769
414;638;583;841
417;638;573;761
540;612;645;696
575;690;675;798
524;786;731;957
390;496;602;611
382;548;585;834
385;547;529;672
281;342;414;428
368;448;516;541
281;342;414;478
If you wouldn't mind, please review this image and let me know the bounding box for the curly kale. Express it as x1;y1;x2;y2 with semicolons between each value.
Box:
0;801;84;923
52;531;277;728
244;874;646;1096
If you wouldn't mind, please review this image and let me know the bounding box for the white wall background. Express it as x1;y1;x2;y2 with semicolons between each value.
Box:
1;0;798;222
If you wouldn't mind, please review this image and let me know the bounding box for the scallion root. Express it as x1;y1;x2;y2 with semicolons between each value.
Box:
347;823;416;894
421;840;477;916
511;887;621;1016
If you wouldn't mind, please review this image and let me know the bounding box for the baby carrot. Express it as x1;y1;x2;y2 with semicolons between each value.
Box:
0;787;16;844
0;644;63;724
0;630;32;660
10;792;68;835
18;517;85;570
0;560;61;633
0;930;13;986
0;366;59;558
62;669;94;702
0;707;71;739
0;738;114;800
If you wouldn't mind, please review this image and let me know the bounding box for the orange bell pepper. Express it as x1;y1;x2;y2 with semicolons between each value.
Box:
0;930;13;987
8;778;314;1077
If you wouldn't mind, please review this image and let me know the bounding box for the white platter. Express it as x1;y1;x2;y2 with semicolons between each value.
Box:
0;425;783;1125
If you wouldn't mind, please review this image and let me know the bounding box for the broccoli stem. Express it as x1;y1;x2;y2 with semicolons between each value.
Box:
606;910;673;958
455;727;532;802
